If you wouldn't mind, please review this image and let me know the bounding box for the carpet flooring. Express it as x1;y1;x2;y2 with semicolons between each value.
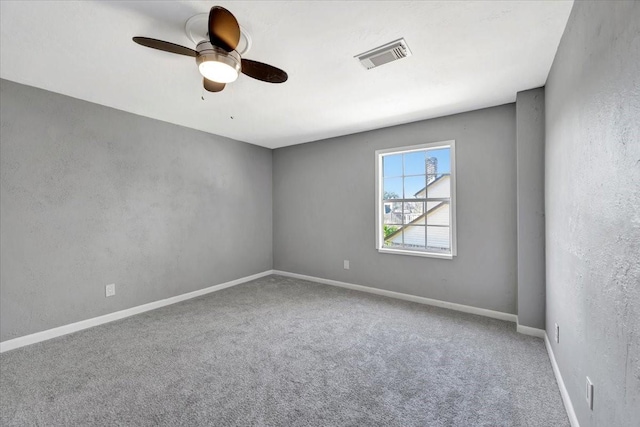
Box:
0;275;569;426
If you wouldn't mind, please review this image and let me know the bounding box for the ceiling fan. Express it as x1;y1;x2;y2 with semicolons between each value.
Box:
133;6;288;93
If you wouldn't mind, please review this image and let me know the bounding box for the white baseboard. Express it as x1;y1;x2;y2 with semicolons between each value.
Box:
516;322;546;338
0;270;274;353
545;333;580;427
0;269;545;355
273;270;518;323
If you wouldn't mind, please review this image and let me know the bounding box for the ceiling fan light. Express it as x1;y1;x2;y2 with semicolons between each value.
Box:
196;41;241;84
199;61;238;83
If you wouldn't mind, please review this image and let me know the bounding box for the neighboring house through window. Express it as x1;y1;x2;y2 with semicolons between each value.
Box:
375;140;456;259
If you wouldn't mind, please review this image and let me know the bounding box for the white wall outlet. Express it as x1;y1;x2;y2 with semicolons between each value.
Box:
586;377;594;409
343;260;350;270
105;283;115;297
555;323;560;343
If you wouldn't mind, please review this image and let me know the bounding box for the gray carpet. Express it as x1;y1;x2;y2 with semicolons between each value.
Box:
1;275;568;426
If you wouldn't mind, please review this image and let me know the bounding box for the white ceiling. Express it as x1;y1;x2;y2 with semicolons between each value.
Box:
0;1;573;149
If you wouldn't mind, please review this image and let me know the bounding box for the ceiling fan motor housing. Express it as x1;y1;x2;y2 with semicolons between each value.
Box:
196;41;241;83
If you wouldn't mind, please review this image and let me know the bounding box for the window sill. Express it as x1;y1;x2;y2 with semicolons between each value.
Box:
377;247;454;260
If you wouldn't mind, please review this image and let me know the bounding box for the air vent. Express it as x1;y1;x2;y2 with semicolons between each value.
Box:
355;38;412;70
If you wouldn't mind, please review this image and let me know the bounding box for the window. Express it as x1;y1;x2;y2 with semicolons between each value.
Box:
375;140;456;259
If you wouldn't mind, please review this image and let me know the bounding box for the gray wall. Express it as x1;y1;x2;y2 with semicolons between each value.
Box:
545;2;640;426
0;79;273;342
273;105;518;314
516;88;546;329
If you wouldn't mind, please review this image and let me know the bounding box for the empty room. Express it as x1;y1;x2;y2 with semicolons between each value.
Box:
1;1;638;426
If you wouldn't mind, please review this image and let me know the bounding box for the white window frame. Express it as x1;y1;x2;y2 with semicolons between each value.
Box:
375;140;457;259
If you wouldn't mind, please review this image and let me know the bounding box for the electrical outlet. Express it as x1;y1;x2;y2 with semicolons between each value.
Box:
586;377;594;409
555;323;560;343
105;283;115;297
343;260;350;270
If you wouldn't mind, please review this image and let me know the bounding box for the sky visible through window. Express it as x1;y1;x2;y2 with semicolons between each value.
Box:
383;148;450;199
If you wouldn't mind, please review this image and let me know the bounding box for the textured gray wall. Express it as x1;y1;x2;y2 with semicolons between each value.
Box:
516;88;546;330
0;79;273;342
545;2;640;426
273;105;517;314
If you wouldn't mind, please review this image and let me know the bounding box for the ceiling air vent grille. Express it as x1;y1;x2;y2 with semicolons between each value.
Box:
355;38;412;70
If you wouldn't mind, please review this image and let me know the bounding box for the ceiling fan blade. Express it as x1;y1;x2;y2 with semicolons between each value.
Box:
132;37;197;57
241;59;288;83
208;6;240;52
203;78;225;93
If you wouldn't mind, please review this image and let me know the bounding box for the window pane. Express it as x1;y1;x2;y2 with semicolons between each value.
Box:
383;202;403;225
426;200;441;212
382;223;401;243
426;148;451;174
383;177;402;200
426;201;450;226
383;226;404;248
383;154;402;177
404;175;426;198
403;151;425;175
402;226;426;249
426;174;450;198
404;202;424;225
427;226;450;251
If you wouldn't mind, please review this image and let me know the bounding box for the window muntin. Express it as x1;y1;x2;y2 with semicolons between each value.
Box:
376;141;456;259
